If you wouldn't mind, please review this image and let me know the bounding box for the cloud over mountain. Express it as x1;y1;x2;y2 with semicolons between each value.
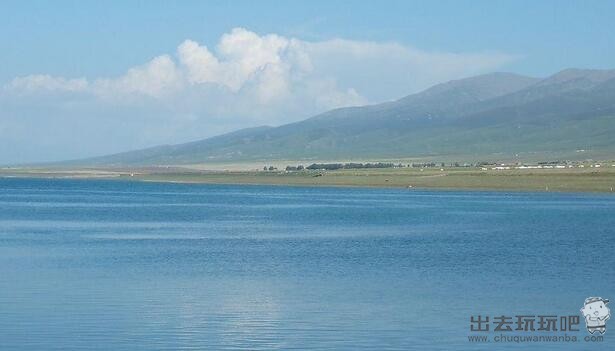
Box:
1;28;516;163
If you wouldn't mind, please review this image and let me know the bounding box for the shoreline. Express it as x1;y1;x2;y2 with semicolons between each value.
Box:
3;166;615;194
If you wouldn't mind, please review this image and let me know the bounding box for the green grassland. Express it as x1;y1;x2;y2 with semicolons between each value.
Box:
4;165;615;193
134;167;615;192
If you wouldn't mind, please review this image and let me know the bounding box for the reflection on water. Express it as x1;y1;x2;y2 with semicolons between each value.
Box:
0;178;614;350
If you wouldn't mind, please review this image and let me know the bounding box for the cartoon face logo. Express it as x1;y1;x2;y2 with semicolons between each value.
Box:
580;297;610;334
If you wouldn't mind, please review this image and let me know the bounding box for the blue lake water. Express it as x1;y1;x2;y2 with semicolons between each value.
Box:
0;178;614;350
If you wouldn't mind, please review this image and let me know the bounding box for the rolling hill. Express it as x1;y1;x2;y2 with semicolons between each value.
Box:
77;68;615;165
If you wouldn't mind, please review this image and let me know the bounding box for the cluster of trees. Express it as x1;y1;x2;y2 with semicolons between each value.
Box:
273;161;483;171
538;160;565;165
305;162;401;170
477;161;502;167
411;162;473;168
410;162;438;168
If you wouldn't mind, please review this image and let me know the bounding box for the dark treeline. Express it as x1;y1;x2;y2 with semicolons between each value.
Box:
410;162;438;168
411;162;473;168
303;162;401;170
269;160;578;172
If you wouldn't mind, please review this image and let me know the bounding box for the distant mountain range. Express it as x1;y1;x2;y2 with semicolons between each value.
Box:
77;68;615;165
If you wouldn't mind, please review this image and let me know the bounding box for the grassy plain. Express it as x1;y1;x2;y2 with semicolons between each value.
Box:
3;164;615;193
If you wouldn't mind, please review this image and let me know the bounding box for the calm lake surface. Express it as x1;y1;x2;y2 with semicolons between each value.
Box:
1;178;614;350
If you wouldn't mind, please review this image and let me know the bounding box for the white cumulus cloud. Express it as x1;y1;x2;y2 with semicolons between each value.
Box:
1;27;518;163
92;55;183;99
4;27;517;112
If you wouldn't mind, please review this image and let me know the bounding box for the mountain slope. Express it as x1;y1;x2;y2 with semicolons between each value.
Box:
78;69;615;165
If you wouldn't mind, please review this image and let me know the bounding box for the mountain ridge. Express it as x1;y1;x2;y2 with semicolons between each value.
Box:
70;68;615;165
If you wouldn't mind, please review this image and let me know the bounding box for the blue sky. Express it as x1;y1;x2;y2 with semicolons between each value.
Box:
1;0;614;163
